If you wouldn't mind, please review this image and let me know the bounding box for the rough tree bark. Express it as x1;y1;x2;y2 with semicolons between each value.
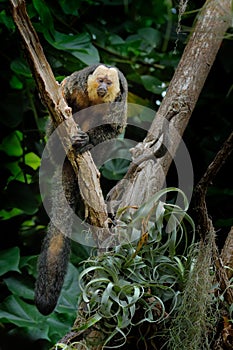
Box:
10;0;233;348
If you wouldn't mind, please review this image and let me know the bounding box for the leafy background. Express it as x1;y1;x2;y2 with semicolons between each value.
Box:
0;0;232;349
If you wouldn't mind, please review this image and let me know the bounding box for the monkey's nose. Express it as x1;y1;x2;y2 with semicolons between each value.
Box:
97;83;107;97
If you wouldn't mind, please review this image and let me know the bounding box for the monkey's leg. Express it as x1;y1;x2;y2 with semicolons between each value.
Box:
35;162;77;315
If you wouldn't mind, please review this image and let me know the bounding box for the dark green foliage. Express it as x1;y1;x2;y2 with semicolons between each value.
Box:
0;0;232;348
0;246;87;348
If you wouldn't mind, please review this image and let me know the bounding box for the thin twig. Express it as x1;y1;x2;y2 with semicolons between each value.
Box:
191;131;233;238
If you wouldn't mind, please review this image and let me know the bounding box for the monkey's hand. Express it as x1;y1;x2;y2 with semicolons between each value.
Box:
72;128;93;153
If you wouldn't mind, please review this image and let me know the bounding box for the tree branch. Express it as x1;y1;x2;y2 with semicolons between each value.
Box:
221;226;233;280
109;0;232;210
10;0;109;245
189;130;233;310
191;131;233;238
189;131;233;307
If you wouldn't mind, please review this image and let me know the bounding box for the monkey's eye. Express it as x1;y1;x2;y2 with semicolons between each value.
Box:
106;80;112;86
98;78;104;83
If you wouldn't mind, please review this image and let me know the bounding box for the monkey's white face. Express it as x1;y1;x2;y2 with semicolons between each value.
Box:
87;65;120;104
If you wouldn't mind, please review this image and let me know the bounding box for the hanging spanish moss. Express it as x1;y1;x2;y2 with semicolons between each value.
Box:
167;230;218;350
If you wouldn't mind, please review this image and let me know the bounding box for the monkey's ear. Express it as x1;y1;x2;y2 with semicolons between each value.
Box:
85;64;102;76
117;70;128;101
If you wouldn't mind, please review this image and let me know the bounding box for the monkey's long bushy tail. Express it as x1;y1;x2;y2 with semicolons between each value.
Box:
35;162;77;315
34;225;71;315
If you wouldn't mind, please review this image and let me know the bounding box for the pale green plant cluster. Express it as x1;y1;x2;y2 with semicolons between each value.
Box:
75;188;196;348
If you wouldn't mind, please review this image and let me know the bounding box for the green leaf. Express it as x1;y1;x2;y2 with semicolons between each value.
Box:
0;247;20;276
0;292;76;342
25;152;41;170
141;75;163;94
125;34;142;56
0;131;23;156
10;58;32;78
0;295;50;340
4;161;26;183
129;187;190;228
174;256;185;278
0;9;15;30
10;75;23;90
155;200;166;233
44;31;99;65
75;313;102;332
19;255;38;278
108;33;125;45
0;208;24;220
32;0;55;35
55;263;80;314
4;276;35;300
101;159;130;180
47;314;74;343
138;27;161;50
57;0;79;15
